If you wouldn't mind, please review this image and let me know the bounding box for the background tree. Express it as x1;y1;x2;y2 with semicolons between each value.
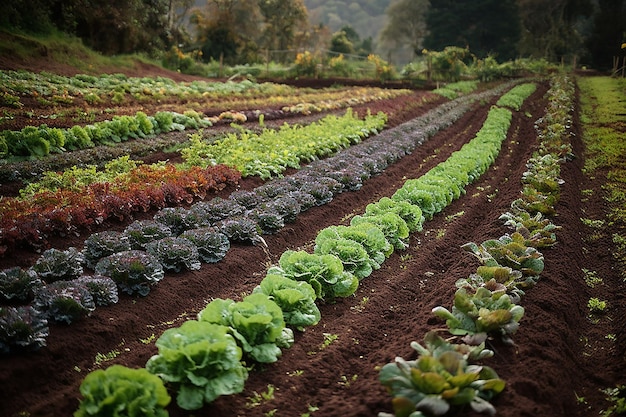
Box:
517;0;594;63
424;0;521;61
189;0;263;64
585;0;626;70
379;0;430;62
258;0;308;63
330;30;355;55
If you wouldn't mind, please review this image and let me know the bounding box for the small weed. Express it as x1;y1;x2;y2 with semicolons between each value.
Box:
588;297;608;313
287;369;304;377
321;333;338;349
435;228;446;239
264;410;277;417
139;333;156;344
309;333;338;355
445;211;465;222
350;296;369;313
582;269;603;288
301;404;319;417
487;189;499;202
246;384;276;408
606;333;616;341
94;349;120;366
581;217;605;228
338;374;358;387
601;385;626;416
575;392;587;405
581;189;594;196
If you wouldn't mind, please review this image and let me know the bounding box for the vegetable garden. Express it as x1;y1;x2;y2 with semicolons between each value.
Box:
0;64;625;417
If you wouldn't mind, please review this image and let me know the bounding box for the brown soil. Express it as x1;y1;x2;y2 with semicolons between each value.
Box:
0;60;623;417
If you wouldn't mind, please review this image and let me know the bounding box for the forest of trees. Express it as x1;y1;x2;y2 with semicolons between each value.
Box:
1;0;624;70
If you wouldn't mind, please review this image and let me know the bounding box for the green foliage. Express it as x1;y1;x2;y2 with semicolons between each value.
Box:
145;320;247;410
75;364;171;417
364;197;425;233
432;286;525;345
462;233;545;280
316;223;393;270
94;250;164;296
0;306;49;353
198;293;294;364
351;212;410;251
379;331;505;417
180;110;386;179
314;235;373;280
253;274;320;331
496;83;537;111
268;250;359;300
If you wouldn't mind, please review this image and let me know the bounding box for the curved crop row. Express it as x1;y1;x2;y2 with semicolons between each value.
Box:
379;73;574;417
0;82;518;356
0;110;212;159
67;83;524;415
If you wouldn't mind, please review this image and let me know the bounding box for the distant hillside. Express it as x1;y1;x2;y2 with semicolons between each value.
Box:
303;0;391;42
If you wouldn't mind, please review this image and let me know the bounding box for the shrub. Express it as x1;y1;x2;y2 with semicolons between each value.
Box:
0;267;43;303
94;250;165;296
179;227;230;263
82;231;132;270
145;237;201;272
75;364;171;417
32;247;84;283
34;280;95;324
0;306;49;353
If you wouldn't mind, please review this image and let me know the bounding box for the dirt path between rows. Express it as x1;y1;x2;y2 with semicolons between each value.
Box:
0;79;622;417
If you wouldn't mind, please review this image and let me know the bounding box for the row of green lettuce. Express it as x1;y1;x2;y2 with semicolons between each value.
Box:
70;82;535;416
1;80;513;354
0;110;213;159
379;73;574;417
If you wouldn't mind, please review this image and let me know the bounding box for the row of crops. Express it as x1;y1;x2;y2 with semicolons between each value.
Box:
0;80;521;350
0;70;566;416
379;74;573;417
69;79;550;416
